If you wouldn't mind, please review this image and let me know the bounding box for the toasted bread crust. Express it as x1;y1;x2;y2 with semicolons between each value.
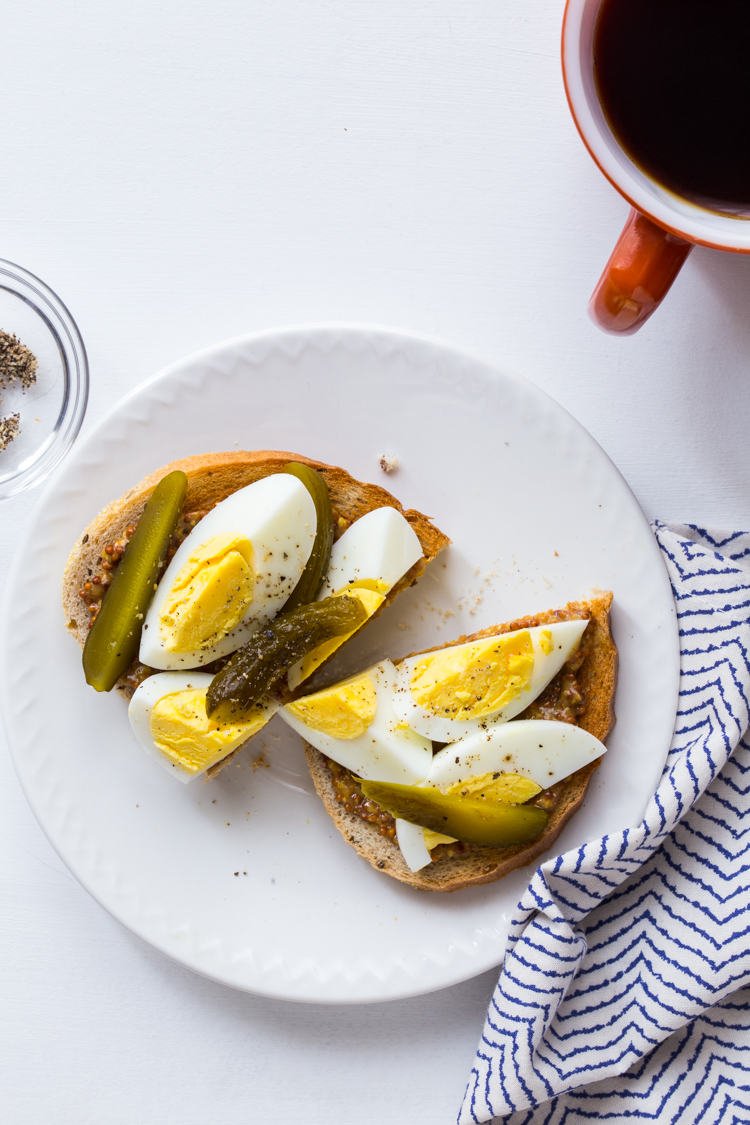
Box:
61;450;451;702
304;591;618;892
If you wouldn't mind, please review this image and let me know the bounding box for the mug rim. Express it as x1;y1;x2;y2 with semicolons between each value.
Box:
561;0;750;253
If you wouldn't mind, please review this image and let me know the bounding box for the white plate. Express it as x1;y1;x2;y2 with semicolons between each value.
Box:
0;325;679;1004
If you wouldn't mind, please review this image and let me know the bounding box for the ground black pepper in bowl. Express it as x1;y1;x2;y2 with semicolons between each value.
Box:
0;331;38;451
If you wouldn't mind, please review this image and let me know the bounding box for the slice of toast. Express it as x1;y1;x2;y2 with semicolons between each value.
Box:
304;591;617;892
62;450;451;702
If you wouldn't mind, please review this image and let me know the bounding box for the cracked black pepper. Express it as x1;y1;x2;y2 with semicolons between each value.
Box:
0;331;38;451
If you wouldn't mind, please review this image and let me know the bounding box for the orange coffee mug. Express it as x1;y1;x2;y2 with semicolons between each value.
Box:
562;0;750;335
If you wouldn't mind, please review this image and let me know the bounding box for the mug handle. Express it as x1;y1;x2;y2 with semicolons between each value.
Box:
588;209;694;335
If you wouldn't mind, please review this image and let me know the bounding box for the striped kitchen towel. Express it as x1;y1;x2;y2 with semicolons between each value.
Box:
459;521;750;1125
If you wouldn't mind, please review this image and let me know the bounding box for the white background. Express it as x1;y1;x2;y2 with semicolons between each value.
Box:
1;2;749;1123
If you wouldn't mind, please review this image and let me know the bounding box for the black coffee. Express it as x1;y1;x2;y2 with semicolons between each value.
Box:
593;0;750;212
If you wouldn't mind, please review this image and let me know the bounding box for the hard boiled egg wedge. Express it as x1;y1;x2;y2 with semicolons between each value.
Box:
396;718;607;871
128;672;278;783
318;505;423;598
392;618;588;742
280;659;432;784
140;474;316;670
424;719;606;792
286;506;424;690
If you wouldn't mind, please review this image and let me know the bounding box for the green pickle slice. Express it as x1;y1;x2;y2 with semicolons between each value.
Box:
82;470;188;692
281;462;334;611
206;594;367;717
359;780;549;848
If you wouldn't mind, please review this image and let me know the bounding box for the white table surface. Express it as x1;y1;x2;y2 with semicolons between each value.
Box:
2;3;749;1122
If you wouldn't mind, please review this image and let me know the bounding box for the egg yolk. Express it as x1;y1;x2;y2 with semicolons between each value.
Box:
340;578;391;595
286;674;377;739
150;688;268;774
159;533;255;653
444;771;542;804
409;631;535;721
423;828;458;850
292;586;385;685
540;629;553;655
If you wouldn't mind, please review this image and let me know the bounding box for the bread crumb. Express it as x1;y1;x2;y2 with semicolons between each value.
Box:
379;453;398;473
469;594;484;616
251;753;270;771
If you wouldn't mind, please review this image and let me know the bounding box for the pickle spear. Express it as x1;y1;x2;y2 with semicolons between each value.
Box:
359;780;549;847
282;462;334;611
82;470;188;692
206;594;366;717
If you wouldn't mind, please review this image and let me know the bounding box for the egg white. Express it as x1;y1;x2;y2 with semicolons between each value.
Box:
317;506;423;598
422;719;606;792
280;660;433;784
395;819;434;872
128;671;278;783
140;474;316;670
392;619;589;741
393;718;605;872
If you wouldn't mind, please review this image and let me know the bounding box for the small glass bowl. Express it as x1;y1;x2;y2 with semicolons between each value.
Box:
0;259;88;502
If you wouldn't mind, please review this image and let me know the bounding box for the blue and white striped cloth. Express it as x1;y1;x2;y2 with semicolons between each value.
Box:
459;522;750;1125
